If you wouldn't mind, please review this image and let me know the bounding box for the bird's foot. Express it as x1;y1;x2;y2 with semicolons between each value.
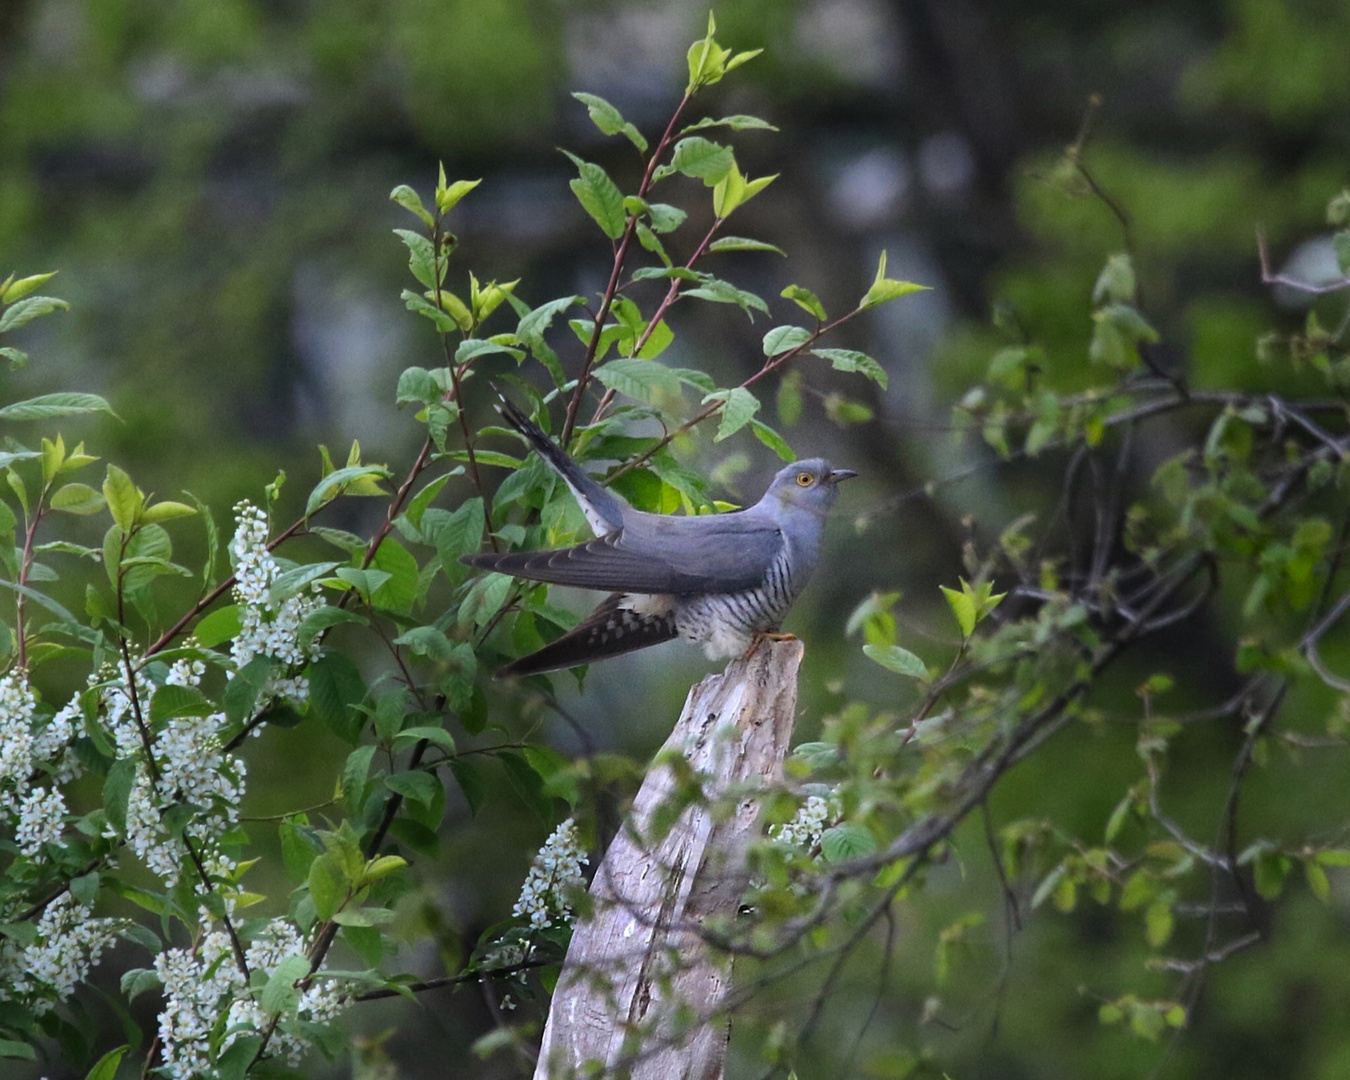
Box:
741;631;799;660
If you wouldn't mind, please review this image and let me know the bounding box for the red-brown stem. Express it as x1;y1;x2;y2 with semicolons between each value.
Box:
15;503;44;670
606;307;864;482
589;216;727;428
348;437;433;587
561;91;694;447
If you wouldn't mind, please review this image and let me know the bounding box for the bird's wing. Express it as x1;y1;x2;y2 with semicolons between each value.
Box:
463;515;782;594
497;395;626;534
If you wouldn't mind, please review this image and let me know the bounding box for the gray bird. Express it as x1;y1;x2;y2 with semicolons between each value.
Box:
463;397;856;677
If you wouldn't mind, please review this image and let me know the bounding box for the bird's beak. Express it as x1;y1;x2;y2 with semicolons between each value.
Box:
828;469;858;483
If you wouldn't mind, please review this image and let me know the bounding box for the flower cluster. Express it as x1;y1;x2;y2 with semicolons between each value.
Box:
0;895;123;1015
0;675;85;862
771;793;839;854
230;501;324;708
154;927;245;1079
155;916;345;1077
15;786;66;858
513;817;590;930
0;672;38;808
105;660;246;888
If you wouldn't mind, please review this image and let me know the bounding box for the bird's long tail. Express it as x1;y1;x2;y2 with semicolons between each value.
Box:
497;593;677;677
495;395;624;533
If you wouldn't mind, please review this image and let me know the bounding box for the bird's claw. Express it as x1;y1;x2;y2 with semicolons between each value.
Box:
742;631;799;660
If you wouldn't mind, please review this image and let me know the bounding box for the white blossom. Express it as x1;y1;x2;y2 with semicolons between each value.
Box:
100;659;246;888
229;501;324;709
155;917;345;1076
771;794;837;853
15;785;66;858
0;895;122;1015
155;930;244;1080
31;695;83;784
513;818;589;930
0;672;37;808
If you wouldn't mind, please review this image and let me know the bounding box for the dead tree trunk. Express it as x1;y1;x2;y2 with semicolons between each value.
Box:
534;639;804;1080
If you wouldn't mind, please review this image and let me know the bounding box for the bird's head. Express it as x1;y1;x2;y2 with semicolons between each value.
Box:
766;459;857;516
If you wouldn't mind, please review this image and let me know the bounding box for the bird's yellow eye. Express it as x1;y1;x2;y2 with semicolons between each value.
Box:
796;472;814;487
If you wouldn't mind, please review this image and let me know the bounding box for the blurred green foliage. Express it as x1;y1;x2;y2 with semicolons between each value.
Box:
2;0;1350;1078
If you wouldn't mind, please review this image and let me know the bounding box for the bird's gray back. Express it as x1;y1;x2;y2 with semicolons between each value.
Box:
613;502;786;595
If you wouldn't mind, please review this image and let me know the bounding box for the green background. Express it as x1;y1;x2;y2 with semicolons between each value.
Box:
4;0;1350;1077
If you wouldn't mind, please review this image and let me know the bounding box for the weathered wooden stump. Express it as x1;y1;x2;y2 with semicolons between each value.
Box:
534;639;804;1080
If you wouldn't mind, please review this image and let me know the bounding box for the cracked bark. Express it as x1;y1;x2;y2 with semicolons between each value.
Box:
534;639;804;1080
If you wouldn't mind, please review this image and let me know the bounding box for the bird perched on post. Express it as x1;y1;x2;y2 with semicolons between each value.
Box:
462;396;856;677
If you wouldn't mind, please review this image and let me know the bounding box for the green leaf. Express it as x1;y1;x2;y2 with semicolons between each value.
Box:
297;606;366;652
0;392;113;422
517;295;584;342
1254;851;1292;900
393;725;458;753
861;251;930;309
681;114;779;135
941;585;977;638
0;1040;36;1061
103;757;137;836
0;295;69;333
1093;252;1136;305
260;954;311;1016
386;770;440;808
750;419;795;462
1;271;58;304
369;538;419;615
308;650;368;742
150;683;213;723
571;92;648;152
389;184;433;227
820;823;877;863
396;366;438;407
1334;230;1350;275
762;325;811;358
83;1045;128;1080
647;203;687;233
308;852;346;921
1145;901;1174;947
811;348;889;390
306;464;393;516
709;236;786;256
665;137;735;185
685;276;769;319
436;177;481;213
863;643;927;679
712;161;777;218
454;338;525;365
102;465;140;532
50;482;106;515
562;151;627;240
194;603;243;648
141;500;198;524
593;358;681;404
401;289;458;333
363;854;409;882
1306;860;1332;903
217;1037;264;1080
704;387;760;442
393;229;441;290
781;284;827;321
0;578;76;623
424;497;486;576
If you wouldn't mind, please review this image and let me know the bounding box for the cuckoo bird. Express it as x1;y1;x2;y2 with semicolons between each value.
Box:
463;397;856;676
